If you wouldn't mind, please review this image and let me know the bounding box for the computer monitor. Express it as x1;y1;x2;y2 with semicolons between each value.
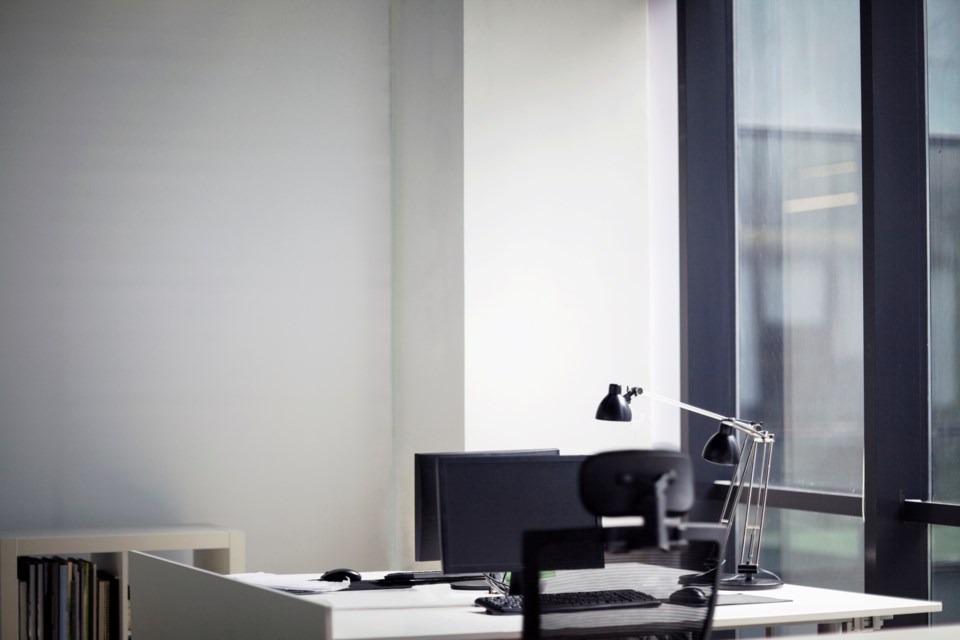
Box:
436;454;600;575
414;449;559;562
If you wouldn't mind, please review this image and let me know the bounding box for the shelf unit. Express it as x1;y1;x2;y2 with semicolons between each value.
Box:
0;525;244;640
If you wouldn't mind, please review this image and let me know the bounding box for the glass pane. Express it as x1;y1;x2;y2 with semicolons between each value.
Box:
759;508;863;591
933;525;960;624
928;1;960;623
739;508;864;637
928;0;960;505
735;0;863;494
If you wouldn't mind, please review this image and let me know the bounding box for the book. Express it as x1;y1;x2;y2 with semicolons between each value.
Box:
47;558;64;640
96;571;119;640
18;578;28;640
36;560;45;640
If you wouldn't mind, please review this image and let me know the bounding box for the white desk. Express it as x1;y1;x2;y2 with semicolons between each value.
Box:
788;624;960;640
712;583;941;633
308;577;941;639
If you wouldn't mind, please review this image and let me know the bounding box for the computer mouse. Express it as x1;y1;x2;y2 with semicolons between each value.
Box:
668;586;709;606
320;568;362;582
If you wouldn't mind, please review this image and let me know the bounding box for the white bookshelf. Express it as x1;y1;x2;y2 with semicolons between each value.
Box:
0;525;245;640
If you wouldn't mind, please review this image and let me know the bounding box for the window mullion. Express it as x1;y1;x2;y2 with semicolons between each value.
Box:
860;0;931;609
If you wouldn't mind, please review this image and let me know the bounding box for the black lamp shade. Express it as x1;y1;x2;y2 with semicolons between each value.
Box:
595;384;633;421
702;422;740;466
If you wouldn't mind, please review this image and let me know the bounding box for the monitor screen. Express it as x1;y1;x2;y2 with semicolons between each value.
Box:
437;454;600;574
414;449;559;562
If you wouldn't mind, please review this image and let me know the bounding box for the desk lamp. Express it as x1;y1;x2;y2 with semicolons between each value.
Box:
596;383;782;590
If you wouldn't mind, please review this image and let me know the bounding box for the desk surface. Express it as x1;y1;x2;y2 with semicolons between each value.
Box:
301;575;941;640
788;624;960;640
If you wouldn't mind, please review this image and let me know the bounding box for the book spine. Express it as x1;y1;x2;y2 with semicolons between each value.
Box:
30;558;39;640
58;561;68;640
18;579;28;640
36;560;45;640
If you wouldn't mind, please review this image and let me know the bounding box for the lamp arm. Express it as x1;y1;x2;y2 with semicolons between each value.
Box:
631;387;770;440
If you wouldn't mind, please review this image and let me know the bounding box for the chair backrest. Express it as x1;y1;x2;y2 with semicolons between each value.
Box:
129;551;331;640
521;523;724;640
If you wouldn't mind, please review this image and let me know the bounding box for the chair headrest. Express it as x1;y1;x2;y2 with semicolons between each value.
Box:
579;450;694;518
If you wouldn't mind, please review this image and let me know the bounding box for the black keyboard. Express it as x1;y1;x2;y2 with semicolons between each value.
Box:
475;589;661;615
382;571;485;584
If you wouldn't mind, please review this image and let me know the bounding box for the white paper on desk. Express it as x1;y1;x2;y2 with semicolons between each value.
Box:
230;573;350;593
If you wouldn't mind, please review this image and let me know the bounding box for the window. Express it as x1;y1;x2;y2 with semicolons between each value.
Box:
734;0;864;594
681;0;960;627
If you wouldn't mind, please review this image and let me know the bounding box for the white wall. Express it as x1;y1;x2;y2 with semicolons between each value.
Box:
646;0;682;449
390;0;465;569
0;0;680;573
0;0;394;573
391;0;680;568
463;0;663;454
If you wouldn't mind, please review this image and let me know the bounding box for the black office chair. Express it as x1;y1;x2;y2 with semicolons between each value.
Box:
521;450;724;640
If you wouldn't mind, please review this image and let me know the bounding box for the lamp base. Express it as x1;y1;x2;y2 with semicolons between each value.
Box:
719;568;783;590
679;566;783;591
